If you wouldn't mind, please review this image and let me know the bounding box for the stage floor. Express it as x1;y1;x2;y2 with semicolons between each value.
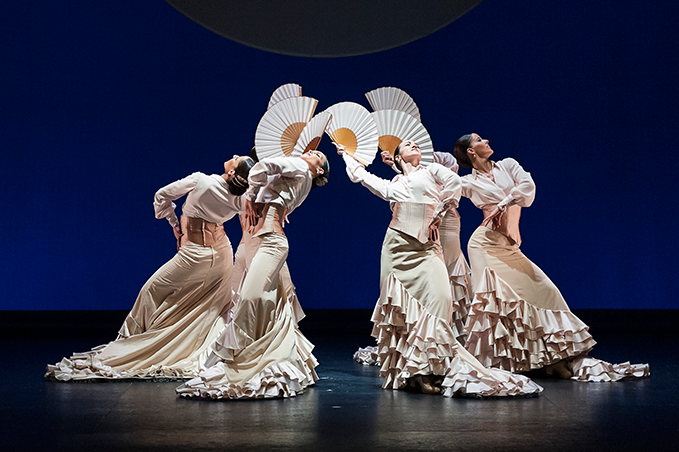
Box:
1;309;676;451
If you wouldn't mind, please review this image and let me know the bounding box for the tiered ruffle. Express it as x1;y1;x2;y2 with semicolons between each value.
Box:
465;268;650;381
449;253;472;345
465;267;597;372
176;329;318;399
354;346;379;365
569;355;650;382
372;272;542;397
45;343;209;381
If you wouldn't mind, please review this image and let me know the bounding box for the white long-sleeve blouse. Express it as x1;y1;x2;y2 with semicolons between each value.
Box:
244;157;312;218
343;153;461;242
460;158;535;210
154;172;245;228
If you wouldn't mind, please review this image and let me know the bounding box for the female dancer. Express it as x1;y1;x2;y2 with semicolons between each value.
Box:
46;154;256;380
454;133;649;381
339;140;542;396
176;150;329;399
381;149;472;342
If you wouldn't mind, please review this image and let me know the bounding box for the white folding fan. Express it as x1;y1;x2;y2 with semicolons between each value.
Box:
323;102;379;166
255;96;318;159
365;86;421;122
292;111;332;157
267;83;302;110
371;109;434;166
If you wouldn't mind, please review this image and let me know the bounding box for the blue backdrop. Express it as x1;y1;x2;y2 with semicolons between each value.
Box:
2;1;677;310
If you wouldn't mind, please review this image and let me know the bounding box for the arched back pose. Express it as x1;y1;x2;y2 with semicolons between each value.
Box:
46;154;255;380
228;148;305;338
176;150;329;399
339;140;542;397
454;133;649;381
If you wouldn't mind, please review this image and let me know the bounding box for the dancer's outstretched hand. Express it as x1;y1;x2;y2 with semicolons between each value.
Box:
381;150;394;166
333;141;346;155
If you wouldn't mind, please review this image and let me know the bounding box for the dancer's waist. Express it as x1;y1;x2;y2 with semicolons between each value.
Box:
252;203;287;237
389;202;437;244
180;216;225;246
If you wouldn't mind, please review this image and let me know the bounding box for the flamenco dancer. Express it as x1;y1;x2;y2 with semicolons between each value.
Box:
454;133;649;381
46;154;255;380
228;148;306;345
338;139;542;397
380;148;472;342
176;149;329;399
354;148;473;366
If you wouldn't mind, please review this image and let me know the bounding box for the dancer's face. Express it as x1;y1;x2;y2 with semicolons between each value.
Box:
223;155;247;181
468;133;493;159
397;140;422;166
301;150;327;178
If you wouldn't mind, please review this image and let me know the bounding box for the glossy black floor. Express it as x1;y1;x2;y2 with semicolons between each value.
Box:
1;309;677;452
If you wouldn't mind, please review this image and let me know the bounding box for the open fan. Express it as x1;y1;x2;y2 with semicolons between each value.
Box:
371;109;434;165
255;96;318;159
292;111;332;157
267;83;302;110
365;86;421;122
323;102;378;166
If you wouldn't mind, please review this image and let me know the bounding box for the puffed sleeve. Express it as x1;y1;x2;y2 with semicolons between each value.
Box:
342;153;394;201
245;157;309;202
433;151;459;173
153;173;199;228
497;158;535;209
428;163;461;218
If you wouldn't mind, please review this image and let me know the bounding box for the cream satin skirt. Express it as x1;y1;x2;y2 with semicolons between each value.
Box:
465;226;649;381
176;232;318;399
371;228;543;397
46;235;233;380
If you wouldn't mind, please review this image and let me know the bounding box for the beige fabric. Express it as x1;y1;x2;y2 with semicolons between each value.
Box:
389;202;437;244
180;215;225;247
439;211;472;344
45;235;233;380
371;228;542;397
468;226;569;312
252;203;287;237
177;232;318;399
465;225;649;380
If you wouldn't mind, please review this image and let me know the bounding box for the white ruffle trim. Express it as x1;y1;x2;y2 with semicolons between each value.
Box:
466;268;597;372
569;355;650;382
176;346;318;400
354;346;379;366
45;344;202;381
449;253;472;346
372;272;542;397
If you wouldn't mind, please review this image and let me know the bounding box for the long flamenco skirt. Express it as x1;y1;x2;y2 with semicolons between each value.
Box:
371;228;542;397
353;213;472;366
465;226;649;381
45;238;233;381
176;233;318;399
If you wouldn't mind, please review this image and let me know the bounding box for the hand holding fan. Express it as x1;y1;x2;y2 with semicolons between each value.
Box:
323;102;378;166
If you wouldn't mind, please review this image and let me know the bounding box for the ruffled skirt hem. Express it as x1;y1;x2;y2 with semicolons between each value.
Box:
44;344;204;381
569;355;650;382
371;272;542;397
449;253;472;345
466;267;597;372
175;351;318;400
